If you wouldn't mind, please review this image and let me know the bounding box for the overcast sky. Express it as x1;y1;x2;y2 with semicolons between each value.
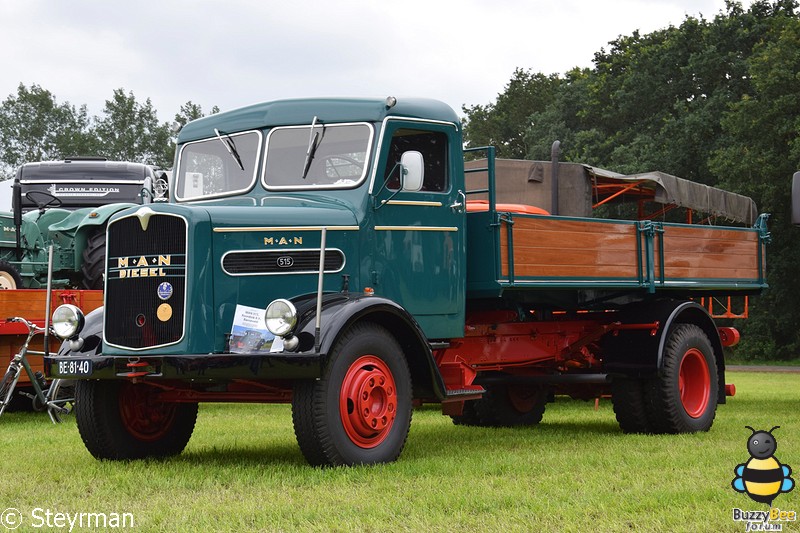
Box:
0;0;752;209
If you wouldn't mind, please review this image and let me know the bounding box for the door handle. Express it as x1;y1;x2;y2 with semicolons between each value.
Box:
450;190;466;212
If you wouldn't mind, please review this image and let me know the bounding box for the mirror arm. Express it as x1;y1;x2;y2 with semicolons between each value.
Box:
372;162;403;211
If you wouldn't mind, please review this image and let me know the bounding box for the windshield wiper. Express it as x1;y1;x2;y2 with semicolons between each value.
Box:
214;128;244;171
301;116;321;179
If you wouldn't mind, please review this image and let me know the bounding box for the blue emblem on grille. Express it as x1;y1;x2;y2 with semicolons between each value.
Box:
157;282;173;301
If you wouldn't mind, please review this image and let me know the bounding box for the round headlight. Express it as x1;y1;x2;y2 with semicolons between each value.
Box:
52;304;85;339
265;299;297;337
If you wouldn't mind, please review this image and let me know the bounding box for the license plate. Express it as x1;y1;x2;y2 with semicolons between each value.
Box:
57;359;93;376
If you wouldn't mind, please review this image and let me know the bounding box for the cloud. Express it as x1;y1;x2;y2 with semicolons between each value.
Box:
0;0;746;123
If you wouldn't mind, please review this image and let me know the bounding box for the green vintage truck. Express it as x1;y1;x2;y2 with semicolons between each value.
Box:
0;158;168;289
46;97;788;466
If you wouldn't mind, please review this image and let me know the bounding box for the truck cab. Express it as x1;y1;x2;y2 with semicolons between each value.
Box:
101;97;466;359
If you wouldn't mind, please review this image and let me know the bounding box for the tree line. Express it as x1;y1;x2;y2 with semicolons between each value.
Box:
462;0;800;359
0;83;217;180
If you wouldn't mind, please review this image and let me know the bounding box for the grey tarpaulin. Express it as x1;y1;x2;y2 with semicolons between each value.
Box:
465;159;758;225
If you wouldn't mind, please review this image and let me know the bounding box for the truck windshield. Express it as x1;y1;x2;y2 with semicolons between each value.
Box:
263;122;372;189
175;130;262;201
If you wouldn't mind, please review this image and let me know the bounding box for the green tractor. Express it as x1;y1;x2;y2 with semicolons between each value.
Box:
0;158;168;289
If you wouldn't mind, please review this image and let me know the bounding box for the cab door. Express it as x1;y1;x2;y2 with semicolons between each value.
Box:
369;120;465;339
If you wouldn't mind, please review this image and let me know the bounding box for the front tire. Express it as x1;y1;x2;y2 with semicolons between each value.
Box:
292;323;412;466
643;323;718;433
75;380;198;459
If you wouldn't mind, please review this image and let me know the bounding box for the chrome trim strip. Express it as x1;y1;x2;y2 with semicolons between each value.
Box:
220;247;346;276
213;225;359;233
20;179;146;185
381;200;443;207
374;226;458;232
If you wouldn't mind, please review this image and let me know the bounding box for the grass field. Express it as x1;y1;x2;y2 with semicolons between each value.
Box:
0;371;798;532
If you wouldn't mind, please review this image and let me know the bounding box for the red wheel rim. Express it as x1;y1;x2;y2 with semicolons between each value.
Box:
507;385;540;413
339;355;397;449
678;348;710;418
118;382;178;441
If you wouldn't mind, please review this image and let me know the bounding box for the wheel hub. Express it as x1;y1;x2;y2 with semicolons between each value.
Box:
119;382;178;441
339;355;397;448
678;347;710;419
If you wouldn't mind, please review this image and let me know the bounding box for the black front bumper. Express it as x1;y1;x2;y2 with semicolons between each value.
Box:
45;352;324;381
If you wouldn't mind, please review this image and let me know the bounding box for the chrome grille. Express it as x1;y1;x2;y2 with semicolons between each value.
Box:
105;213;187;349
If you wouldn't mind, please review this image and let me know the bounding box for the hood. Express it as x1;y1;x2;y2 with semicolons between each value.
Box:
198;195;359;228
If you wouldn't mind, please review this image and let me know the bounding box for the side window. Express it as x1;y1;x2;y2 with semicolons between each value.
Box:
385;128;448;192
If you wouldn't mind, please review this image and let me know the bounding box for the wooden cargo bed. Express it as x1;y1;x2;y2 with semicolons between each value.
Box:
466;211;767;295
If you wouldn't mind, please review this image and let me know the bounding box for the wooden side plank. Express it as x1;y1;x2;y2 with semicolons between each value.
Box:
500;215;761;284
500;217;641;279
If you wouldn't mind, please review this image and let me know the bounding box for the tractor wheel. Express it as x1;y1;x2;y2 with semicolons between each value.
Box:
0;260;22;290
472;384;548;427
611;376;651;433
80;229;106;290
292;322;412;466
75;380;198;460
643;323;718;433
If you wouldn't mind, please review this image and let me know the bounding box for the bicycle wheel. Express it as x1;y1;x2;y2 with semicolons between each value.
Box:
0;365;22;417
46;379;76;423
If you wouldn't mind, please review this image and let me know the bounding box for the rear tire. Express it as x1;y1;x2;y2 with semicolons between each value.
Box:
611;376;651;433
450;400;481;426
292;323;412;466
643;323;718;433
472;384;548;427
0;260;22;290
80;229;106;290
75;380;198;459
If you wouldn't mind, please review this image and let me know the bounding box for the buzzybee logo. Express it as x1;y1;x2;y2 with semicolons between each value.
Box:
732;426;794;505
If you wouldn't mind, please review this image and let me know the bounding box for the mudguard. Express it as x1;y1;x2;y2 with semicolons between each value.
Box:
602;299;726;403
56;306;104;358
288;293;447;400
49;203;138;267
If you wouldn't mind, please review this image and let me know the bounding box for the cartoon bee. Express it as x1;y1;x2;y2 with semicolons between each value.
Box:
732;426;795;505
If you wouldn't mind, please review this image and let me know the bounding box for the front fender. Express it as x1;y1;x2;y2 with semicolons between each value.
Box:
49;203;139;234
289;293;446;400
50;203;138;266
56;306;104;357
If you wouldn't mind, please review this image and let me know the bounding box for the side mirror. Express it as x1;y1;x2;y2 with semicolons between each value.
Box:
793;172;800;225
400;151;424;192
